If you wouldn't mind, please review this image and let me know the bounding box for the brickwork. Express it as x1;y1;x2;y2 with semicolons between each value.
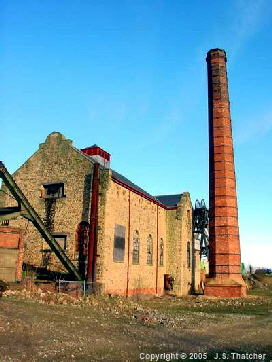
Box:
205;49;246;297
101;179;167;295
100;181;197;296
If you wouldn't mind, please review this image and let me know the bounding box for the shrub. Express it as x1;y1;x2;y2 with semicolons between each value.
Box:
0;280;9;296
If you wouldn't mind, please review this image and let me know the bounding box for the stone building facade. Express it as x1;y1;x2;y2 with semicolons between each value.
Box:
0;132;200;296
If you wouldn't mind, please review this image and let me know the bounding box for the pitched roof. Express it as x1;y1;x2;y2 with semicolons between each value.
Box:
78;147;182;208
112;170;182;207
111;170;155;199
155;194;183;207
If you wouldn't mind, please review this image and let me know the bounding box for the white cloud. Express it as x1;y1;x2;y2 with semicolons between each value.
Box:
228;0;267;60
236;110;272;143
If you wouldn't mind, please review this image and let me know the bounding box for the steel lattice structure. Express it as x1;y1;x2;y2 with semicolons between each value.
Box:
193;199;209;259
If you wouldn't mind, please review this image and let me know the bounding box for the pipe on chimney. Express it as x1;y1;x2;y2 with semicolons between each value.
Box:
87;163;100;282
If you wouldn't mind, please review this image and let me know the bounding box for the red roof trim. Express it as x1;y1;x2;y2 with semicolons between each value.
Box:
111;176;178;210
81;146;111;161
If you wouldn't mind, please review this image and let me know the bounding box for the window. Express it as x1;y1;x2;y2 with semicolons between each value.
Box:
132;230;140;264
147;234;153;265
159;238;164;266
187;241;191;268
113;224;126;262
53;235;67;250
187;210;190;224
43;183;65;198
75;221;89;257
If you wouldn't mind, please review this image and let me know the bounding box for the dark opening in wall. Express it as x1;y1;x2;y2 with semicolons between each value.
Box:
75;221;89;278
43;183;65;199
159;238;164;266
132;230;140;264
147;234;153;265
113;224;125;262
41;234;67;252
187;241;191;268
53;234;67;250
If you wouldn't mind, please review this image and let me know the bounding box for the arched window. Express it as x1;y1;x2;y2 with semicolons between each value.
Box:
147;234;153;265
75;221;89;278
75;221;89;257
187;241;191;268
187;209;190;225
159;238;164;266
132;230;140;264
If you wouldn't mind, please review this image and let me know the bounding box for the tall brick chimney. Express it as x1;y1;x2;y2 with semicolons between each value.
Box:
205;49;246;297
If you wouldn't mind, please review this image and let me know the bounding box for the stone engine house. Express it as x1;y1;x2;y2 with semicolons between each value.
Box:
0;132;201;296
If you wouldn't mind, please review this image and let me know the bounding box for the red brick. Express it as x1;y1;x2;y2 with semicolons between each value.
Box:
205;285;246;297
213;136;233;147
213;107;231;118
206;50;245;296
212;169;236;180
213;253;241;265
213;216;238;227
213;127;232;138
210;187;237;198
213;196;237;207
212;177;236;188
209;206;238;217
213;161;234;171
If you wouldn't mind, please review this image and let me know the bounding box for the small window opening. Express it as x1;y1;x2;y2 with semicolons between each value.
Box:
147;234;153;265
187;210;190;225
43;183;65;198
159;238;164;266
53;235;67;250
132;230;140;264
187;241;191;268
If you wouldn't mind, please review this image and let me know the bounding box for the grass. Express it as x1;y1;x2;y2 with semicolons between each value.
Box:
141;294;272;317
1;284;272;361
248;289;272;297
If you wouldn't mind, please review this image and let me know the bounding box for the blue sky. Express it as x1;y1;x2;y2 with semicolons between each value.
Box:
1;0;272;268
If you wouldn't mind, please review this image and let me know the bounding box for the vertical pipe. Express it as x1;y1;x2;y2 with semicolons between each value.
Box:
191;219;196;294
87;163;100;282
155;205;159;294
126;191;131;297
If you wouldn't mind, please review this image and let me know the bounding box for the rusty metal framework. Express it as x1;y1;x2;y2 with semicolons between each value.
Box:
193;199;209;259
0;161;81;280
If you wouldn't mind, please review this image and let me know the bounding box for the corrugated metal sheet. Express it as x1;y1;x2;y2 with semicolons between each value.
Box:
0;248;18;282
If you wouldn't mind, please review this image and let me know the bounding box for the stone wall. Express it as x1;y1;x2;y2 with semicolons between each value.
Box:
166;193;191;295
0;132;198;296
1;132;95;273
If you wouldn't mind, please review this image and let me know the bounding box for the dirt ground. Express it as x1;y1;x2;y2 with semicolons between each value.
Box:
0;289;271;362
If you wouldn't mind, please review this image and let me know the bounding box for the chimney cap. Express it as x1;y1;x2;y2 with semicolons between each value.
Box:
206;48;227;62
207;48;226;54
80;144;111;163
